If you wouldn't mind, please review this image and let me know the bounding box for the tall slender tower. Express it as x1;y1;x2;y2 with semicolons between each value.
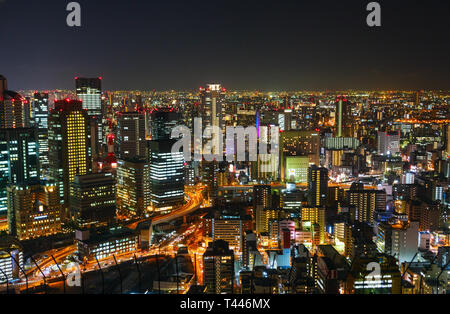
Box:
33;92;50;173
307;165;328;207
76;77;103;156
48;99;91;209
335;96;351;138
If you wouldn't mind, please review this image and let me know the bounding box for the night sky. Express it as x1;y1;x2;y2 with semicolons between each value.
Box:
0;0;449;91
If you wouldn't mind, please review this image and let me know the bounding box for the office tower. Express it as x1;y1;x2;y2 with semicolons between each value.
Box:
116;111;147;160
76;77;103;152
33;93;49;129
0;75;29;128
75;77;102;117
203;240;234;294
33;93;50;173
0;236;23;282
212;217;243;256
335;96;352;137
48;99;91;207
376;221;419;265
348;187;386;224
307;166;328;207
377;131;401;156
285;156;309;183
201;160;218;206
280;130;320;182
301;207;326;244
150;109;182;140
116;159;151;217
7;182;62;240
199;84;225;129
0;128;40;217
254;185;271;233
281;184;303;217
70;173;116;228
148;139;185;212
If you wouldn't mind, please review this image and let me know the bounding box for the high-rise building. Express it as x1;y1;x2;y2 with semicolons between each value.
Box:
335;96;352;137
48;99;91;207
7;182;62;240
301;207;326;244
76;77;103;151
148;139;184;213
0;75;29;129
70;173;116;228
150;109;182;140
348;187;386;224
200;84;225;129
75;77;102;117
33;93;49;129
307;166;328;207
33;93;50;173
202;160;219;206
116;111;147;160
254;185;271;233
0;128;40;216
280;130;320;182
203;240;234;294
212;217;243;257
116;159;151;217
377;131;401;156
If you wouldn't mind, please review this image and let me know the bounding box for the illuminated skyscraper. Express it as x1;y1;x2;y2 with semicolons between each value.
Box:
335;96;352;138
0;128;40;217
48;99;91;208
280;130;320;182
75;77;102;117
348;185;386;224
116;159;151;217
33;93;49;129
70;173;116;228
116;111;147;160
307;166;328;207
150;108;182;140
199;84;225;129
33;93;50;172
0;75;29;128
148;139;185;213
76;77;103;152
203;240;234;294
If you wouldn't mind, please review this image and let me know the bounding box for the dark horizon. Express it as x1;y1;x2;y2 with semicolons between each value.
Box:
1;0;449;91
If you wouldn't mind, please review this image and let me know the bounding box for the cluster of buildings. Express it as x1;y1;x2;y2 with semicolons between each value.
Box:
0;77;448;294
